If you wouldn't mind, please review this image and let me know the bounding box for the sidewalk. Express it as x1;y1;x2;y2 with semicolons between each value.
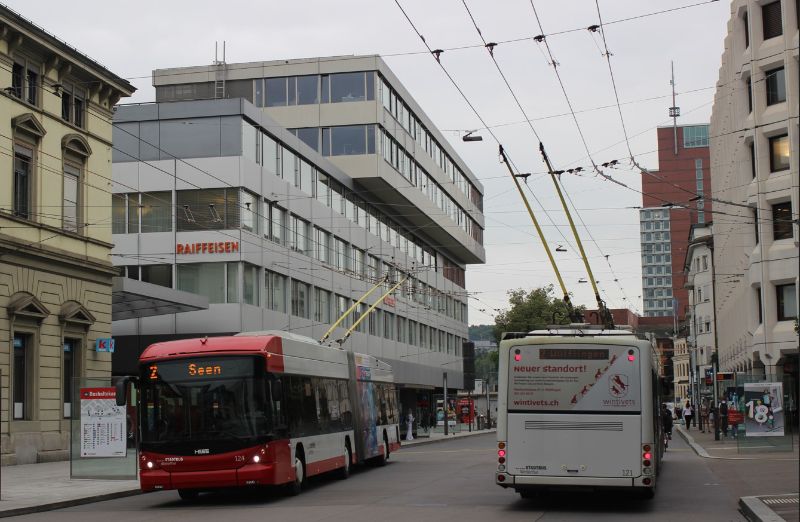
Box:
0;429;494;518
0;461;140;518
402;426;495;447
677;425;799;522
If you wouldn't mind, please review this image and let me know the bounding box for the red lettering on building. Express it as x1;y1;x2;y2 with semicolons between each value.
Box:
176;241;240;255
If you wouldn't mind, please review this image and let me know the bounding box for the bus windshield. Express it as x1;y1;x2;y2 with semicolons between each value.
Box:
507;343;641;413
140;356;271;455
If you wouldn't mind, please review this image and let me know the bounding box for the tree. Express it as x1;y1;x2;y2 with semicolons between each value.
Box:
468;324;494;341
493;285;581;342
475;349;499;386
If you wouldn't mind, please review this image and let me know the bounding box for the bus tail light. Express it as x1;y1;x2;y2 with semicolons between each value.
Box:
498;449;506;458
497;474;506;482
498;442;506;449
643;478;652;485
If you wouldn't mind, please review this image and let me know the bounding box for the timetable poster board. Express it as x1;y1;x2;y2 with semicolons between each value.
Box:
80;387;127;457
508;344;641;412
743;383;784;437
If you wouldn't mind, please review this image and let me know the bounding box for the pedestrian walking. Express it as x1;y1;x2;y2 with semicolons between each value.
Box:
700;399;710;433
682;401;693;431
719;400;729;437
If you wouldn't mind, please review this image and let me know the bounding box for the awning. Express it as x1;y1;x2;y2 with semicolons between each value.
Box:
112;277;208;321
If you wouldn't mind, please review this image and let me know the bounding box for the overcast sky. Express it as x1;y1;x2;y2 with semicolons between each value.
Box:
7;0;732;325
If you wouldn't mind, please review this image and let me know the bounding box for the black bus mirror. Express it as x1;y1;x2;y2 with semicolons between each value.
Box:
115;378;128;406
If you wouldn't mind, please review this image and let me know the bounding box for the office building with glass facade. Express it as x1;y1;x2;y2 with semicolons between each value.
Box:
112;57;485;415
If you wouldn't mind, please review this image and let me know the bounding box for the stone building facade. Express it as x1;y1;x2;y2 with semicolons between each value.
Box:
0;6;134;464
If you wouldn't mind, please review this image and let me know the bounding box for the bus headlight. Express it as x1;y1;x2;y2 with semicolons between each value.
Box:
146;461;154;469
253;455;261;463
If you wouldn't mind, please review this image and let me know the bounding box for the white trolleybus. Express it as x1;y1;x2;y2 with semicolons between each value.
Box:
495;326;663;499
120;331;401;499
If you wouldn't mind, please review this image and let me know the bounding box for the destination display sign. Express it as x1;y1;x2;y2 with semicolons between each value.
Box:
146;356;256;382
508;344;640;412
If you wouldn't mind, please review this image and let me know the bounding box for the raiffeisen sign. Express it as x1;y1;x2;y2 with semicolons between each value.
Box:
176;241;240;254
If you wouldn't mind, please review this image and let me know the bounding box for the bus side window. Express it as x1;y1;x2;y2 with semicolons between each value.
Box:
271;378;287;431
339;381;353;429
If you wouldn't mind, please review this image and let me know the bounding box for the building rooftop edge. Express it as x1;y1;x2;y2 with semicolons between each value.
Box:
1;4;136;94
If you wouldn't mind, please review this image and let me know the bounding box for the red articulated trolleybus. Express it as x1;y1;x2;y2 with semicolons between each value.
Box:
118;331;400;499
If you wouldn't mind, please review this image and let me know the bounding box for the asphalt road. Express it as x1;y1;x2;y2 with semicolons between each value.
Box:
12;433;745;521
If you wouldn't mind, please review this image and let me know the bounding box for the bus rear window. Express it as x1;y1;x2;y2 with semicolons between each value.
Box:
508;344;640;413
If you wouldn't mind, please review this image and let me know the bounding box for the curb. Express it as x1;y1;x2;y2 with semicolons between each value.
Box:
0;489;142;519
402;429;495;448
676;426;712;458
739;496;787;522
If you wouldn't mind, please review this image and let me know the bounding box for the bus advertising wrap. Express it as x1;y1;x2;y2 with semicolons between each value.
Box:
508;344;641;412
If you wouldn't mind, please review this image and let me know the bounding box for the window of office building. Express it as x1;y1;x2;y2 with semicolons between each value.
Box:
243;263;259;305
321;125;375;156
314;287;331;324
383;311;394;340
289;215;311;255
294;128;320;153
769;135;790;172
683;125;709;148
141;264;172;288
765;67;786;105
241;190;259;234
140;191;172;233
177;263;226;303
334;237;349;271
177;188;240;231
291;280;310;319
762;1;783;39
265;270;287;312
772;201;793;240
268;203;287;245
327;71;374;103
226;262;239;303
777;283;797;321
315;227;331;263
336;295;351;328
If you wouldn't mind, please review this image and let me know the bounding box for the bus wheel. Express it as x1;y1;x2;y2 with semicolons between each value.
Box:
338;444;351;480
178;489;199;501
288;451;305;496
